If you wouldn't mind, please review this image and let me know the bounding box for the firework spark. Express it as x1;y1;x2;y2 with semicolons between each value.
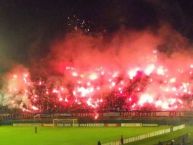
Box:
1;29;193;112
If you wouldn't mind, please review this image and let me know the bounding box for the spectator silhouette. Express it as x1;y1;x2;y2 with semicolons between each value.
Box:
158;141;163;145
97;140;101;145
34;126;37;134
120;135;124;144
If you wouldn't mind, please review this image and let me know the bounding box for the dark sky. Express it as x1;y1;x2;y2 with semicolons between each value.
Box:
0;0;193;71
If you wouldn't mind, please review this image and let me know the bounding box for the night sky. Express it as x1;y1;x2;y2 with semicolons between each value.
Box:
0;0;193;71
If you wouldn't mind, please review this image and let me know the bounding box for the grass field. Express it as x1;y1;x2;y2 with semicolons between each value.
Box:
0;126;169;145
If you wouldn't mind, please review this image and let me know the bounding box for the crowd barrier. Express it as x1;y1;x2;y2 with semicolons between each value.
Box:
78;123;104;127
13;123;42;126
172;124;185;131
55;123;155;127
121;123;142;127
12;122;158;128
101;124;185;145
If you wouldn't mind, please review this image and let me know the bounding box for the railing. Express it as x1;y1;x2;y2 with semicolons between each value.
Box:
101;124;185;145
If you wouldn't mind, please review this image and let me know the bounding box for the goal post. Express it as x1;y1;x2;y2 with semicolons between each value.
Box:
53;118;78;127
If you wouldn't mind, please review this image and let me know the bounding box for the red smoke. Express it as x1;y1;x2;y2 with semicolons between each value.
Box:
1;27;193;112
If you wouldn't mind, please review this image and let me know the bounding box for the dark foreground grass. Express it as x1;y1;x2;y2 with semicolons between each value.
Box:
0;126;167;145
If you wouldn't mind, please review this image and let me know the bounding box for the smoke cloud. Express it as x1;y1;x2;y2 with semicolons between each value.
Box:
1;25;193;112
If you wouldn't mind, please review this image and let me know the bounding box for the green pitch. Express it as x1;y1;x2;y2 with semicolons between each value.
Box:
0;126;168;145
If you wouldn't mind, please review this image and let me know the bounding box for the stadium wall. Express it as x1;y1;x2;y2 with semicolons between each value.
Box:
0;117;189;126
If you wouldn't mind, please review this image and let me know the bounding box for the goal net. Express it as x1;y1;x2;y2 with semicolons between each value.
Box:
53;119;78;127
